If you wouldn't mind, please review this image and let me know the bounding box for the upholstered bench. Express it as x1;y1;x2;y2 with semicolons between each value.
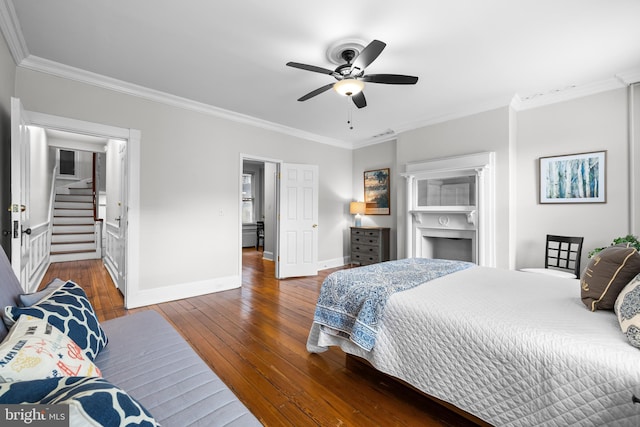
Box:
0;248;261;426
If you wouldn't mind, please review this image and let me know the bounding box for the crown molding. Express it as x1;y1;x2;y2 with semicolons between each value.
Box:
351;132;397;150
353;96;515;149
359;70;640;148
616;68;640;85
6;0;638;153
511;76;634;111
0;0;28;63
401;96;516;133
20;53;634;151
17;54;352;150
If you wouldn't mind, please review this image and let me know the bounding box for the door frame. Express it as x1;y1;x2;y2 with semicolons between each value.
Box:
25;109;140;308
239;154;282;277
10;98;30;288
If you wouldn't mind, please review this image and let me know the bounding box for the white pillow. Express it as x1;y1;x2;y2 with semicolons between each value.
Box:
614;273;640;348
0;316;102;383
520;267;577;279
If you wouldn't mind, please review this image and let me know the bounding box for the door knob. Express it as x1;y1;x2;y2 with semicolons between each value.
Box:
2;230;9;237
312;224;318;228
22;227;31;235
7;204;26;212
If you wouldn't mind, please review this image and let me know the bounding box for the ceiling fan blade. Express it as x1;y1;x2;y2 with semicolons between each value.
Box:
287;61;337;76
362;74;419;84
298;83;335;101
352;91;367;109
351;40;386;72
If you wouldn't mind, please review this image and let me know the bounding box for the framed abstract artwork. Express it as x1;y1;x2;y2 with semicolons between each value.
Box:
364;168;391;214
539;151;606;204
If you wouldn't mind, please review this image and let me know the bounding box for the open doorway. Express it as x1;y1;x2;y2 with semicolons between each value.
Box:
45;130;128;282
23;126;127;292
239;156;320;280
7;98;140;307
241;157;278;277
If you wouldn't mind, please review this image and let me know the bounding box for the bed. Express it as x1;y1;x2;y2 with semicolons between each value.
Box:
307;258;640;426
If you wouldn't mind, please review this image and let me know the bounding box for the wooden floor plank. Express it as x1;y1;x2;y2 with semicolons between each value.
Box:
40;250;479;426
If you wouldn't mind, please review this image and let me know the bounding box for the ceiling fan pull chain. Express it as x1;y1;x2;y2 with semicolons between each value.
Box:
347;98;354;130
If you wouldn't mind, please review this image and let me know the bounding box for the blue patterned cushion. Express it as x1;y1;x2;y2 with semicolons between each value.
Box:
3;281;108;360
614;273;640;348
0;376;159;426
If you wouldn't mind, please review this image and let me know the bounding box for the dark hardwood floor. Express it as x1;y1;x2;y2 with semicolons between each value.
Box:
40;250;478;427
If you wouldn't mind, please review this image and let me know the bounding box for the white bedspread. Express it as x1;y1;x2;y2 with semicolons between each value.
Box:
307;266;640;426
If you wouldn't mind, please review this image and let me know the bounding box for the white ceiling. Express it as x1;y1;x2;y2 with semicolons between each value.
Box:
3;0;640;149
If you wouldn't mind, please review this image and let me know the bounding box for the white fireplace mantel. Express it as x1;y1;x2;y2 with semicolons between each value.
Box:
410;209;477;226
401;152;496;267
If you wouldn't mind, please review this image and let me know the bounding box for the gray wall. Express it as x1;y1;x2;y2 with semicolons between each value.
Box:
396;107;512;268
14;67;353;294
353;88;637;273
3;27;637;299
515;89;629;271
352;139;397;259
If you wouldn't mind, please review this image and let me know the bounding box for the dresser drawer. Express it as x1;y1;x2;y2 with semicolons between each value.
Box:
351;228;382;238
351;234;380;246
351;252;379;265
352;244;380;257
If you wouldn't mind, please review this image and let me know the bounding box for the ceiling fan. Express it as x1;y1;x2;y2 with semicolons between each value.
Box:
286;39;418;109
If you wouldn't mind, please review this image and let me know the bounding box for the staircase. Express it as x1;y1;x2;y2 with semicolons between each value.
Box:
51;180;100;263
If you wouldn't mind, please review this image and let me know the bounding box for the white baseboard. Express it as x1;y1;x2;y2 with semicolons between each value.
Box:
317;256;349;271
126;275;241;309
127;258;347;309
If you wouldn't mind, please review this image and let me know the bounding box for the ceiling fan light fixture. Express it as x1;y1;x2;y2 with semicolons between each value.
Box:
333;79;364;97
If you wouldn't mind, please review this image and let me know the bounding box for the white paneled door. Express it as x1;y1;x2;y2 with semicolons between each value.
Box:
10;98;32;289
277;163;318;279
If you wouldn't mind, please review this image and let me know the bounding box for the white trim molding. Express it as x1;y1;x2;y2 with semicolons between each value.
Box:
18;54;350;149
125;276;241;309
511;77;629;111
0;0;28;63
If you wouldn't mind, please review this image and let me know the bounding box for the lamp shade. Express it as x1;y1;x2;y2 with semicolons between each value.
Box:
334;79;365;96
349;201;366;215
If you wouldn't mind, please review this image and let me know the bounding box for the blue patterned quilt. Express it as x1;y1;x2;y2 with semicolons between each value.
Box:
312;258;475;351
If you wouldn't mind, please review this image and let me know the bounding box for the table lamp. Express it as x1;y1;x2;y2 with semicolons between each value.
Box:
349;202;366;227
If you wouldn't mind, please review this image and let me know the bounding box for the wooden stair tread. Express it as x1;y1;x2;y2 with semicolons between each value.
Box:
52;231;94;235
50;249;96;255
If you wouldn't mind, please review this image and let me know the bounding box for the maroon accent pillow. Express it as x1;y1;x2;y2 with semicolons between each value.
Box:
581;244;640;311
